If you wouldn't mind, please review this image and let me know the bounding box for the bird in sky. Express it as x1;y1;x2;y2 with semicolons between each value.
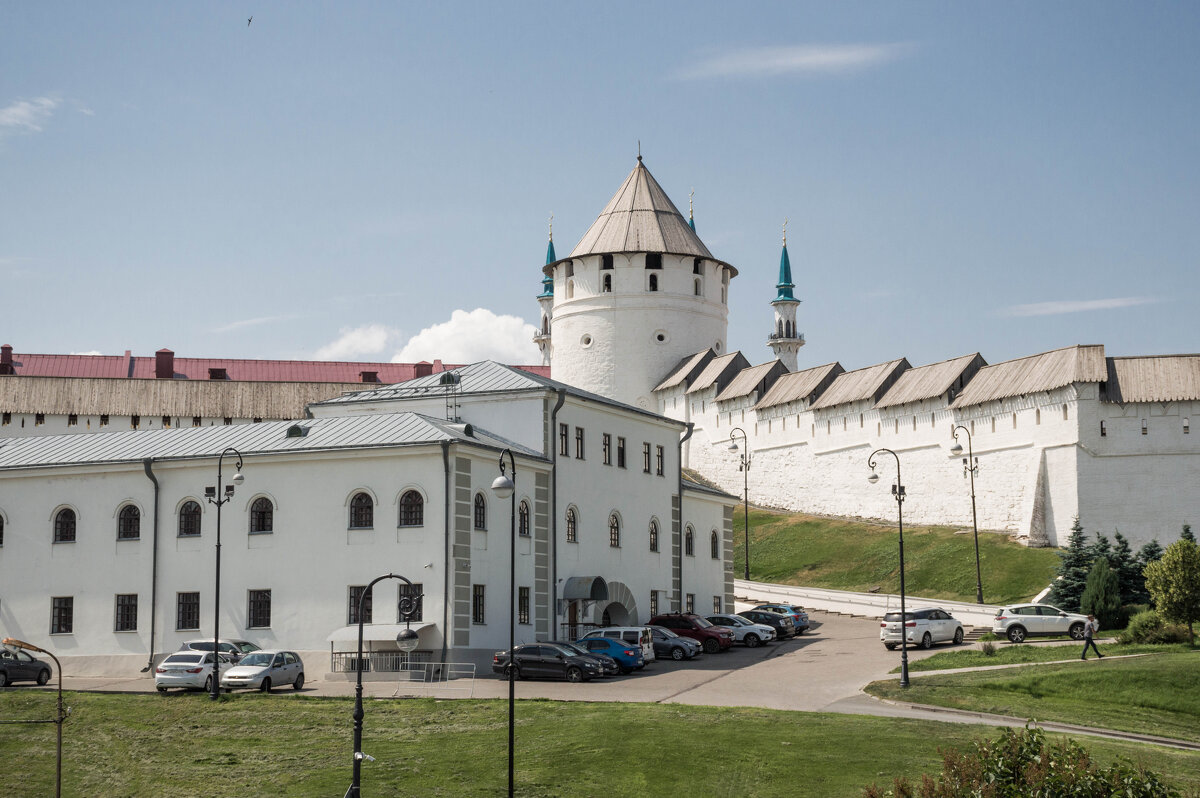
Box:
247;16;253;26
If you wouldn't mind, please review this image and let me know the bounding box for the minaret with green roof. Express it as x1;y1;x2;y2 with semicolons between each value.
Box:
533;215;556;366
767;220;805;371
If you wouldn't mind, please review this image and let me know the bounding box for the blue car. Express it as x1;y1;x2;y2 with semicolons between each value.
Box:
576;636;645;674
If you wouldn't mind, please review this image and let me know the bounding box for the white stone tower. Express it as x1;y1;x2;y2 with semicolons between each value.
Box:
766;223;804;371
541;156;736;408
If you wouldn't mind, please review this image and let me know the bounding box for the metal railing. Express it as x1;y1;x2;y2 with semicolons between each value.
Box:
558;622;603;639
330;650;431;674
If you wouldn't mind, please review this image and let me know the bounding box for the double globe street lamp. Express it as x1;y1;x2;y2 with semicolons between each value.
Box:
490;449;518;798
867;447;910;688
728;428;752;580
204;447;244;701
949;425;985;604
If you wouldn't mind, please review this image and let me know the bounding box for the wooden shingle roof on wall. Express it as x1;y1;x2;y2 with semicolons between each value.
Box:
754;362;844;411
951;345;1107;409
808;359;909;411
715;360;787;403
875;353;986;409
1104;354;1200;403
0;376;372;418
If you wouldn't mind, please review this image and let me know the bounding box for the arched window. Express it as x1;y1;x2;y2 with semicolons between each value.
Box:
1062;404;1068;421
694;277;702;296
250;497;273;534
648;273;658;292
399;490;424;527
349;492;373;529
685;525;695;557
117;505;141;540
649;520;659;552
178;501;201;537
602;274;612;293
566;279;575;299
518;500;530;537
0;514;4;547
710;530;720;559
473;493;487;530
54;508;76;543
609;513;620;548
565;508;577;543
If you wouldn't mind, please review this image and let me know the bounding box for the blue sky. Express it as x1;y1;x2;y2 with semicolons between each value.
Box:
3;2;1198;371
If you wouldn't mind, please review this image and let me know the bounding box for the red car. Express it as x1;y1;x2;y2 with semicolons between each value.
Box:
648;613;734;653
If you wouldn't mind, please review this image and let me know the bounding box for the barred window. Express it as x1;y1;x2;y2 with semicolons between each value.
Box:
176;592;200;630
609;513;620;548
117;504;141;540
656;445;664;476
473;493;487;530
602;433;612;465
247;589;272;628
51;597;73;634
115;594;138;632
0;514;4;546
575;427;585;460
250;497;273;534
348;585;372;625
686;594;695;614
711;530;720;560
617;437;626;468
518;586;530;625
518;500;530;537
178;501;201;537
559;423;569;456
649;590;659;617
713;596;722;614
472;584;485;624
399;490;424;527
565;508;577;543
349;492;373;529
642;442;652;473
399;582;423;622
649;520;659;552
54;508;76;543
685;526;695;557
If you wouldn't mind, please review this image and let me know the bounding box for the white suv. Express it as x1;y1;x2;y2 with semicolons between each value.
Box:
992;603;1089;643
880;607;964;650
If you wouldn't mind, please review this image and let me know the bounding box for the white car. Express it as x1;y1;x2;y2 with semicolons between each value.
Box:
180;638;261;663
155;651;223;693
880;607;964;650
992;603;1089;643
705;613;777;647
220;649;305;692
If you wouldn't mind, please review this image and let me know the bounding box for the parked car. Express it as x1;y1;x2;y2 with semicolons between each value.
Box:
492;643;600;682
546;640;620;676
646;625;702;660
155;651;224;692
575;637;645;673
180;638;261;663
648;613;734;653
705;613;776;647
738;609;796;639
220;649;305;692
580;626;656;663
0;646;52;687
752;603;811;634
881;607;964;650
992;603;1089;643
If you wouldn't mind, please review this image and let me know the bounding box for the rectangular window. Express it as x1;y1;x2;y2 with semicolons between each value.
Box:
575;427;585;459
713;596;722;613
685;593;695;614
1100;420;1107;437
67;413;78;427
51;596;73;634
162;415;172;428
131;414;140;429
472;584;486;624
348;585;372;625
655;445;664;476
192;416;202;427
617;437;626;468
1141;419;1148;435
247;589;272;629
518;586;530;625
559;423;569;456
1185;418;1191;435
114;594;138;632
1;412;9;425
399;582;423;622
642;442;652;473
649;590;659;617
99;414;109;427
176;592;200;630
602;433;612;465
223;417;233;426
35;413;45;426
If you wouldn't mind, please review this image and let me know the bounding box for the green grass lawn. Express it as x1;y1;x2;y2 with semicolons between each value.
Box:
866;651;1200;744
733;508;1060;604
3;692;1200;797
896;642;1193;672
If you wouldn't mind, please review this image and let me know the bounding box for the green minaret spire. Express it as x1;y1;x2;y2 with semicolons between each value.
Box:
539;214;555;298
774;219;797;302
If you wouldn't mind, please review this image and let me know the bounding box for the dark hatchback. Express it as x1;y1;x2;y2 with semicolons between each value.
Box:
492;643;600;682
0;647;52;686
738;609;796;639
545;640;621;677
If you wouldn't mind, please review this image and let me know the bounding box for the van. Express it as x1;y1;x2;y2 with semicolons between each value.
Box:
581;626;656;663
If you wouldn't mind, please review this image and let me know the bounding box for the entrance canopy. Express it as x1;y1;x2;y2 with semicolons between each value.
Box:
562;576;609;602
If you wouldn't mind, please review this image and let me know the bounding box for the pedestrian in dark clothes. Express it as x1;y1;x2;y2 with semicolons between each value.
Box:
1081;614;1104;660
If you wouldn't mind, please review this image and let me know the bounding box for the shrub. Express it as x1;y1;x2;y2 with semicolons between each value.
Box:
980;640;996;657
1118;609;1191;645
977;632;998;641
863;726;1181;797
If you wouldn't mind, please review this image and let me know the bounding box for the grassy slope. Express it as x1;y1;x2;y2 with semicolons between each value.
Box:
866;651;1200;744
733;508;1060;604
897;643;1193;672
3;692;1199;797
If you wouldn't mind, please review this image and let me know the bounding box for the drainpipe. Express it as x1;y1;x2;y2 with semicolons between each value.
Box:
141;458;160;672
439;441;451;666
677;423;694;612
549;388;567;634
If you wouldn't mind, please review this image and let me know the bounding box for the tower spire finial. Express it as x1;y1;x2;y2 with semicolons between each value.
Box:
782;217;788;246
689;189;694;220
637;140;642;162
548;213;554;242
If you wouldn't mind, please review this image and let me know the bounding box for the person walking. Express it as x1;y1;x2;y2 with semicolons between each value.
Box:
1081;614;1103;660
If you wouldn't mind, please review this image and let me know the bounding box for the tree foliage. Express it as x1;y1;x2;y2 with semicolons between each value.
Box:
1081;558;1123;629
1111;531;1146;605
1048;518;1092;612
1143;538;1200;646
1182;524;1195;543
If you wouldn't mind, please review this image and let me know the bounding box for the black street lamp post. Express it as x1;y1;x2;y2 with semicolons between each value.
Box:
728;427;752;580
950;425;984;604
3;637;65;798
205;447;244;701
490;449;517;798
867;448;909;688
347;573;421;798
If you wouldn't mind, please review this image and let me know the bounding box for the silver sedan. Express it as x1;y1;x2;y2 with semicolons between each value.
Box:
220;649;305;692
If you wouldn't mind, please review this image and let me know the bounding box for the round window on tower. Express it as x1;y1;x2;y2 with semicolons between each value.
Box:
580;334;593;349
653;329;669;345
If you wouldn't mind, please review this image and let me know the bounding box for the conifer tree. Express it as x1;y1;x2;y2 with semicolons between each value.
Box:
1049;518;1092;612
1089;532;1113;569
1081;558;1122;630
1139;539;1165;567
1112;531;1143;605
1182;524;1195;543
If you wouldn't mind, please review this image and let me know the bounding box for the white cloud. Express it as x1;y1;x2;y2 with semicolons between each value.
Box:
392;308;540;364
313;324;403;360
0;96;61;134
675;43;914;80
1000;297;1159;317
212;314;303;334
